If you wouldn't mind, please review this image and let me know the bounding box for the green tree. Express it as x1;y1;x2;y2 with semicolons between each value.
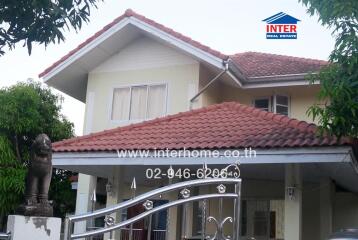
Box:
300;0;358;137
49;169;77;218
0;0;101;55
0;80;75;225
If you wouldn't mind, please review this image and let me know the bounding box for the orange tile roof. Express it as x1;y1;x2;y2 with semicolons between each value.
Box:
39;9;327;79
230;52;327;78
39;9;227;78
53;102;351;153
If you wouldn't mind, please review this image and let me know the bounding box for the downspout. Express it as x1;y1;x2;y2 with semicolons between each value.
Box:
189;60;229;110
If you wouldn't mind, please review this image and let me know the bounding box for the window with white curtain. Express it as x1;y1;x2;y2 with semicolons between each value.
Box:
253;95;290;116
111;84;166;121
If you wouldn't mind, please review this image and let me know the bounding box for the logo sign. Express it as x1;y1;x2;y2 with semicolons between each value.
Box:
262;12;300;39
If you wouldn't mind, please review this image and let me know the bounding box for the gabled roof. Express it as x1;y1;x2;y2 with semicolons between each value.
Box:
39;9;227;78
53;102;351;153
39;9;327;101
262;12;301;24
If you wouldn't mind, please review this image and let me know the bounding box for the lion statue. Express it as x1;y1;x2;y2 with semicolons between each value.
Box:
17;133;53;217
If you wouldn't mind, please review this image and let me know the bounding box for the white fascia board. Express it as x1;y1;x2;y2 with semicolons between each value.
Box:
42;18;131;82
242;81;306;89
52;146;353;167
241;79;319;89
128;17;224;69
226;69;315;89
226;70;243;87
42;17;226;82
348;149;358;175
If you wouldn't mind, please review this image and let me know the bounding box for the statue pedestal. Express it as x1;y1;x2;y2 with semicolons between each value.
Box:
7;215;61;240
16;203;53;217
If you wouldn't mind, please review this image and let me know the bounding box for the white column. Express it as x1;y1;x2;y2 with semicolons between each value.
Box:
73;91;97;236
320;178;334;239
74;174;97;234
284;164;302;240
104;166;123;240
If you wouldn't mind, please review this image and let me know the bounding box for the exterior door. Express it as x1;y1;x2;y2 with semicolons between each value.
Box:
121;204;146;240
151;200;168;240
121;201;168;240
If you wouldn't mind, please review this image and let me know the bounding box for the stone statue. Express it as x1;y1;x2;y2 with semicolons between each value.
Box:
17;134;53;217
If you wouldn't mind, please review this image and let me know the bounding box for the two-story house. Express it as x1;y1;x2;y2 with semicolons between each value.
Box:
39;9;358;240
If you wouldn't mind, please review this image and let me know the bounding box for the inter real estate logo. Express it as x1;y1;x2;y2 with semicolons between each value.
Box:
263;12;300;39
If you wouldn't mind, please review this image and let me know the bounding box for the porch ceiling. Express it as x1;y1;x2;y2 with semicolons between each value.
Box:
54;147;358;192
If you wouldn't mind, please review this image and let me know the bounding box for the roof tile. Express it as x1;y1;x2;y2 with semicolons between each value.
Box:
53;102;352;152
230;52;327;78
39;10;326;79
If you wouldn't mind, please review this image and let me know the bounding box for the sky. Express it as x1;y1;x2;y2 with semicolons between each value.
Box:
0;0;335;136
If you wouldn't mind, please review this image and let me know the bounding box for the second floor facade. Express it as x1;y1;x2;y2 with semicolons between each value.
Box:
40;9;326;135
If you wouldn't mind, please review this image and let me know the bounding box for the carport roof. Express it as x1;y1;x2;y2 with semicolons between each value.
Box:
52;102;353;152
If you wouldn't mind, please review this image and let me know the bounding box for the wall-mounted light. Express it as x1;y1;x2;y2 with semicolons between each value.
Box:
106;181;113;195
286;186;296;200
71;182;78;190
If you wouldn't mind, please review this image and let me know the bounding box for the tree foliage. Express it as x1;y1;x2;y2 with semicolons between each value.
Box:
0;0;101;55
300;0;358;137
0;80;75;219
49;169;77;218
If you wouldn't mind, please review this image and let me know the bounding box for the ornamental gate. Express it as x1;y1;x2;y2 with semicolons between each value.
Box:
64;177;242;240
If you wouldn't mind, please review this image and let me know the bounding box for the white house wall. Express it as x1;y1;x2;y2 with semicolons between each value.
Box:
84;36;200;132
91;37;198;73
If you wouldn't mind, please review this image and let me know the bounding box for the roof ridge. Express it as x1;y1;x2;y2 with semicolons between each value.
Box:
39;9;227;77
115;9;228;59
231;51;328;64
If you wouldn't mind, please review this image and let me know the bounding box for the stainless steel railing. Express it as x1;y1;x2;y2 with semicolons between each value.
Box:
64;177;242;240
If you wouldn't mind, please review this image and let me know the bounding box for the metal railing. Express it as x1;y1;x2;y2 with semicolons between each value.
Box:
0;232;11;240
64;177;242;240
151;230;166;240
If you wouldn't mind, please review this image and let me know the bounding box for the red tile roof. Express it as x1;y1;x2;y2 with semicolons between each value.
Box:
38;9;228;78
53;102;351;153
39;9;327;79
230;52;327;78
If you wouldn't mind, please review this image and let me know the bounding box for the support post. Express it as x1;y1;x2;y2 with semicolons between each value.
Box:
320;178;334;239
64;217;71;240
74;174;97;235
284;164;302;240
104;166;123;240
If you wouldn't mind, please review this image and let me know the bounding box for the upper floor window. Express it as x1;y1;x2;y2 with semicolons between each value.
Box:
111;84;167;121
253;95;290;116
253;98;270;112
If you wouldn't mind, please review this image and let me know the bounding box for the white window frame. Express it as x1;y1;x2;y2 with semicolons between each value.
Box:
253;94;290;116
272;94;290;116
109;83;168;123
